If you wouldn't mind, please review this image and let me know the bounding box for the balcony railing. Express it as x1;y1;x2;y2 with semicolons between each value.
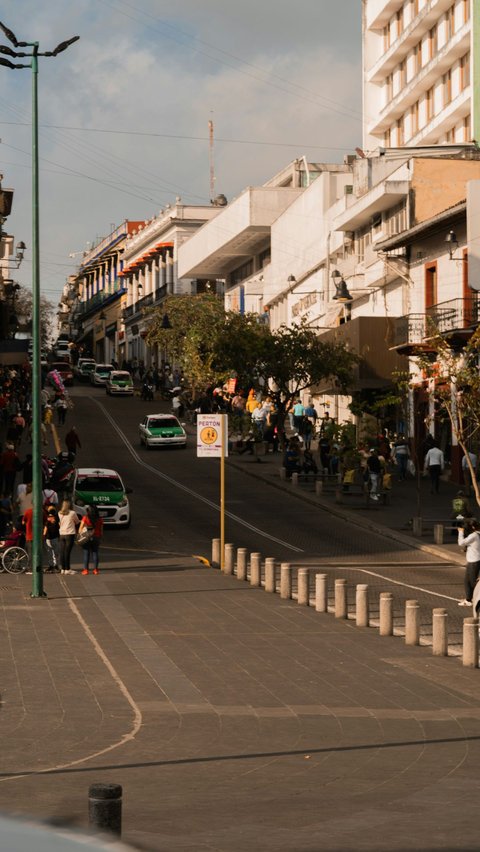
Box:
78;286;126;316
395;296;479;348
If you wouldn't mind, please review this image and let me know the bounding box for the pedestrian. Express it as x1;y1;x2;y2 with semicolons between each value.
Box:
43;506;60;573
292;398;304;432
393;434;410;481
0;491;12;536
22;505;34;571
458;519;480;606
1;443;20;496
424;441;444;494
461;450;478;496
58;499;80;575
79;505;103;575
65;426;81;455
367;448;382;500
55;395;68;426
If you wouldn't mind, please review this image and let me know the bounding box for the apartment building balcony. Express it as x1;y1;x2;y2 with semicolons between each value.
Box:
122;285;167;324
177;187;302;279
407;86;471;146
312;315;404;393
367;0;461;83
334;180;409;232
367;22;470;137
393;296;479;354
78;286;126;318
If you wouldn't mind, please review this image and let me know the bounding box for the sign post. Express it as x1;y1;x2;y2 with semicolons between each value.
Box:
197;413;228;570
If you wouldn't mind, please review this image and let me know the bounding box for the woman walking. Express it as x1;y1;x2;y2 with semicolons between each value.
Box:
458;519;480;606
79;505;103;575
59;498;79;575
43;505;60;573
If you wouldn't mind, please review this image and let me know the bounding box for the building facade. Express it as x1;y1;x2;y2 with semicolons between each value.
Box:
363;0;479;149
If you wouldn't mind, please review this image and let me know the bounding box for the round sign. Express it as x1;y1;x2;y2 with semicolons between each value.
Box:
200;426;218;445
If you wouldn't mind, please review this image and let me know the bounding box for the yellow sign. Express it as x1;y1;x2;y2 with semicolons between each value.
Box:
200;426;218;445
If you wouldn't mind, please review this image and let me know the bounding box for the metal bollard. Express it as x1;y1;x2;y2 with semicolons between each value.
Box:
297;568;309;606
236;548;248;581
211;538;220;568
315;573;328;612
291;472;299;487
224;543;235;576
405;599;420;645
433;524;444;545
356;584;369;628
463;617;479;667
432;608;448;656
280;467;287;481
264;558;276;593
88;783;122;837
280;563;292;599
335;487;343;504
335;579;347;619
379;592;393;636
250;553;261;587
412;517;423;537
315;480;323;495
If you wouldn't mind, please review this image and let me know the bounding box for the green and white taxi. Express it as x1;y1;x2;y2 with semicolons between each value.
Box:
72;467;131;527
105;370;134;395
139;414;187;449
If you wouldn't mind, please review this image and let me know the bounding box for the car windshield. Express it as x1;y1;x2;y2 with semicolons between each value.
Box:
96;366;114;374
51;363;71;370
112;372;131;380
77;475;123;492
148;418;179;428
81;363;95;371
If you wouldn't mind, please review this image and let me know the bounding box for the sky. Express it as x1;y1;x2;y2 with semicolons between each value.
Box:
0;0;362;307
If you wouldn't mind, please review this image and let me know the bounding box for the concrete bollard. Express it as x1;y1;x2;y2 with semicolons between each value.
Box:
412;517;423;537
280;467;287;481
356;584;369;628
211;538;220;568
315;574;328;612
405;599;420;645
462;617;479;668
315;480;323;496
236;548;248;581
379;592;393;636
280;563;292;599
250;553;261;587
88;783;122;837
224;543;235;576
292;472;299;487
335;579;347;619
264;558;276;593
434;524;444;545
297;568;309;606
432;608;448;656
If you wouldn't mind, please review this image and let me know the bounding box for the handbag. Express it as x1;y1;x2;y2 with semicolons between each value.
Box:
76;526;94;546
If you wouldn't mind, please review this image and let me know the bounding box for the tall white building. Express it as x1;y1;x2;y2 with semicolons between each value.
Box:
363;0;478;150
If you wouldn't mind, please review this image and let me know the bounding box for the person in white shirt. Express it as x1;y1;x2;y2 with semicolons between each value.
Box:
424;443;444;494
458;520;480;606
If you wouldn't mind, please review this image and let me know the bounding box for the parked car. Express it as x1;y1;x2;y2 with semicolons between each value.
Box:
106;370;134;395
74;358;96;381
48;361;74;386
139;413;187;449
53;340;71;361
90;364;115;386
71;467;131;528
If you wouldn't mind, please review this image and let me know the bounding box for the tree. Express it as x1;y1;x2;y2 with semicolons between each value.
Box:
14;284;54;345
144;294;226;395
415;325;480;507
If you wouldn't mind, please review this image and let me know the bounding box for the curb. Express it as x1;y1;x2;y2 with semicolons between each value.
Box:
226;456;465;567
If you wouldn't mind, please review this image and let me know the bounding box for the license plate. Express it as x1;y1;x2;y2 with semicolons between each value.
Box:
98;510;108;517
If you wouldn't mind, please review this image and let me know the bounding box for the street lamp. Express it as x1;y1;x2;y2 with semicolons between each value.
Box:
0;21;79;598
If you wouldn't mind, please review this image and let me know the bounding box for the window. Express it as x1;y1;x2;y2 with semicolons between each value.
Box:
463;0;470;24
464;114;471;141
425;263;437;310
399;58;407;87
460;52;470;90
396;117;404;146
355;225;371;264
386;202;407;237
383;25;390;51
384;127;392;147
446;4;455;40
429;25;438;59
230;259;253;286
412;0;419;16
411;100;419;136
396;6;404;36
443;69;452;107
445;127;455;143
413;42;422;74
426;86;434;121
386;73;393;101
258;248;271;268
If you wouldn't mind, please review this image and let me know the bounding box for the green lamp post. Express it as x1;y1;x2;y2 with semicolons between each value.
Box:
0;22;79;597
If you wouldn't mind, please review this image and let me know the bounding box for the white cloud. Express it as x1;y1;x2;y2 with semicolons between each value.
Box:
0;0;362;301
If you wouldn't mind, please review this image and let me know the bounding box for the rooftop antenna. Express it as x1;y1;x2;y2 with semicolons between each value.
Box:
208;115;215;203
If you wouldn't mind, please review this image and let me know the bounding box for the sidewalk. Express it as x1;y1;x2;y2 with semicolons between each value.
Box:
225;442;469;566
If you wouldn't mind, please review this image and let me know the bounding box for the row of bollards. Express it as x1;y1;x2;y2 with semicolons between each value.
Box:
211;539;479;668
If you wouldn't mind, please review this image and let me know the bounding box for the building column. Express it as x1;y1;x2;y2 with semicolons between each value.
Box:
159;255;166;290
166;249;174;294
